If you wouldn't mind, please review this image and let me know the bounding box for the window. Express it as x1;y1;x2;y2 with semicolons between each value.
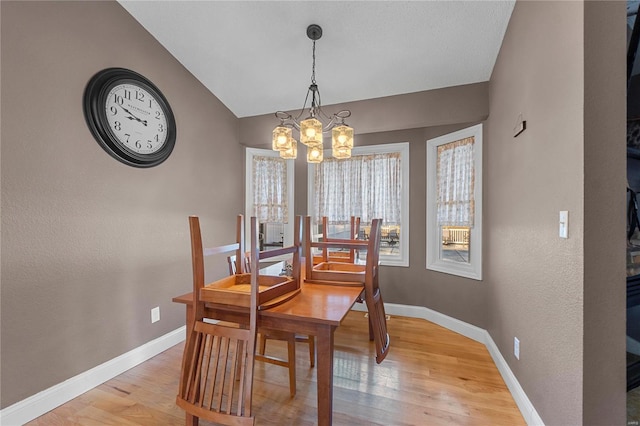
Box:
245;148;294;252
426;124;482;280
308;142;409;267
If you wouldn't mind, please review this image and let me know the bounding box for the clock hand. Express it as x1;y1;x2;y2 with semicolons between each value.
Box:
117;105;148;126
125;116;147;125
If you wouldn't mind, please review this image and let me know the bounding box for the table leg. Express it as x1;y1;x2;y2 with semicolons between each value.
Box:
316;325;335;426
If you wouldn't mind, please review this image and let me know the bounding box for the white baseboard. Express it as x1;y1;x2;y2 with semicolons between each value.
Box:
0;326;186;426
483;331;544;425
353;302;544;426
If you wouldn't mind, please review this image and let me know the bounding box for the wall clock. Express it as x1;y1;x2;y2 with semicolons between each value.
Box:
83;68;176;168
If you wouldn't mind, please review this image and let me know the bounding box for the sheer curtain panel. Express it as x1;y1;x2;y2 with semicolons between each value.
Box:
252;155;288;223
313;152;402;224
436;137;475;227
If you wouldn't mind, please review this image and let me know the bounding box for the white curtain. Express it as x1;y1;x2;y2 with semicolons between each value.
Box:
314;152;402;224
436;137;475;226
252;155;288;223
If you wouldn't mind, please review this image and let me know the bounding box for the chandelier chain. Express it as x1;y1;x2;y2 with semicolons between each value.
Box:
311;40;317;85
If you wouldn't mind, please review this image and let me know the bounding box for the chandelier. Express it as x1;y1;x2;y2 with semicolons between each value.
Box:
272;24;354;163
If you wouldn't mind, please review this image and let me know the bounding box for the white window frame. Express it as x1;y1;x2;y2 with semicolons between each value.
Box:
245;148;294;252
307;142;410;267
426;124;483;280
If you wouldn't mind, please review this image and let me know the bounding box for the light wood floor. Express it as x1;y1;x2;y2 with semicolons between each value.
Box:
27;311;525;425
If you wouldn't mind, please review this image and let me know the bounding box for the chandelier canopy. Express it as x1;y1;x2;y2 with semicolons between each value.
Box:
272;24;354;163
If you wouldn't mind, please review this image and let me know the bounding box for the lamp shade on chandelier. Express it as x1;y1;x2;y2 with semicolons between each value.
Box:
279;138;297;160
272;24;354;163
272;126;293;151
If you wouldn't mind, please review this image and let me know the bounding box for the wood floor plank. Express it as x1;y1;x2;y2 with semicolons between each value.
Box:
27;311;525;425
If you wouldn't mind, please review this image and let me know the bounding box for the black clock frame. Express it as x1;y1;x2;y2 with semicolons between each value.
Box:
83;68;177;168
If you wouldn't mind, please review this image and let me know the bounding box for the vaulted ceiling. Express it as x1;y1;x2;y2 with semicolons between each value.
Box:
119;1;514;118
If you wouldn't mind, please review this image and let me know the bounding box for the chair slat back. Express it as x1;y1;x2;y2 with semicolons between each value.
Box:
304;216;368;285
314;216;361;264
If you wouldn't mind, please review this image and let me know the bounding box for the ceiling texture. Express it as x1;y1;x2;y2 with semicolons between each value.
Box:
119;1;515;119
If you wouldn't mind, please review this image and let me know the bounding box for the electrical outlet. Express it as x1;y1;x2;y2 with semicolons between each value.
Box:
514;337;520;360
151;306;160;323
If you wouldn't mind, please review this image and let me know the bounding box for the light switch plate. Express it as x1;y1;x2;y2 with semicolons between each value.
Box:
559;211;568;239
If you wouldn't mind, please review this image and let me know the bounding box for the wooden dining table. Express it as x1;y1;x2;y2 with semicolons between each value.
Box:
172;260;364;426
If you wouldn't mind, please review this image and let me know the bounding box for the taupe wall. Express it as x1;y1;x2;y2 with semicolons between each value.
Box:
486;1;625;425
1;1;244;408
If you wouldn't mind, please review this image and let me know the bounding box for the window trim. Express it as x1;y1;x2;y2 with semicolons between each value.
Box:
245;147;295;250
307;142;410;267
426;124;483;280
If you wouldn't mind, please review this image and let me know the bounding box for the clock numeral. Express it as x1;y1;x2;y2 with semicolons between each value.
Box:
114;121;122;131
124;134;131;143
154;134;160;142
158;124;164;133
135;140;142;149
149;99;153;109
114;94;124;105
123;90;131;100
155;111;161;119
110;106;117;115
147;141;153;149
136;91;145;102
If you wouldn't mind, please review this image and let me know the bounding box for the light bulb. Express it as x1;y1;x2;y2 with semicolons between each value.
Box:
306;128;316;138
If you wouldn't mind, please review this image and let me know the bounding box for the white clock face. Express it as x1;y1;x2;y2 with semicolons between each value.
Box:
104;83;169;155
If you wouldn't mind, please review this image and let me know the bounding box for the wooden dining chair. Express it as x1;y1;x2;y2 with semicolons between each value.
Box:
304;216;368;286
176;215;259;425
227;251;315;368
304;216;390;363
313;216;361;265
177;215;303;426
